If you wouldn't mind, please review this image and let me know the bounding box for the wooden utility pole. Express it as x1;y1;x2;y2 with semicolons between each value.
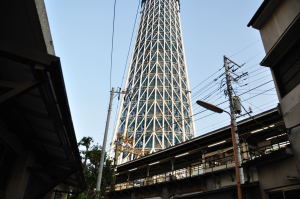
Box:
224;56;245;199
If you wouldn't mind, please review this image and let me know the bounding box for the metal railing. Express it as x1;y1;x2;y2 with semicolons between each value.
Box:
112;139;290;191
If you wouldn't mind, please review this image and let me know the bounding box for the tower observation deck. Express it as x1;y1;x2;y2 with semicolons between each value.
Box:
111;0;195;164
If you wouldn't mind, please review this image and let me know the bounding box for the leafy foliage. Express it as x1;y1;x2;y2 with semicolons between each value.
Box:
77;137;114;199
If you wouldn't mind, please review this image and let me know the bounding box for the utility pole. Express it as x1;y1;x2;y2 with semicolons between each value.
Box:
96;87;115;196
224;56;245;199
96;88;130;196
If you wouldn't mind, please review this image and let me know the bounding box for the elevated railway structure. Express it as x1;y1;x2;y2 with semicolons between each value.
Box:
106;108;300;199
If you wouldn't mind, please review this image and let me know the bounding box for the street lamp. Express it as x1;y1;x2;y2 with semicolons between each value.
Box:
196;100;244;199
196;100;227;114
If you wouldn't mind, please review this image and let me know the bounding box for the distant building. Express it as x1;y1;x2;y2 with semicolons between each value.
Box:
106;109;300;199
0;0;85;198
111;0;195;164
104;1;300;199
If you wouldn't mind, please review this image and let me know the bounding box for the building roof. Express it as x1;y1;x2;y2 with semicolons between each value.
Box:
0;41;86;197
247;0;281;29
0;1;85;197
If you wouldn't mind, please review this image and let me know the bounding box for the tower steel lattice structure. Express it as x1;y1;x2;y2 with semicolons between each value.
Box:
111;0;195;164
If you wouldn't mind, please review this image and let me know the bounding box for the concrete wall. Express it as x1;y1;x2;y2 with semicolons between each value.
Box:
0;0;55;56
281;84;300;128
34;0;56;55
0;0;48;53
251;0;300;187
257;157;300;199
260;0;300;53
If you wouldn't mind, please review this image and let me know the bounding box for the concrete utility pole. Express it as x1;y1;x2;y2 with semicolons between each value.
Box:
96;88;115;195
224;56;245;199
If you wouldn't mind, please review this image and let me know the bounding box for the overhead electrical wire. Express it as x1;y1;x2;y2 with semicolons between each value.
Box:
119;0;141;90
193;82;275;120
109;0;117;89
190;46;275;130
191;66;223;91
191;76;223;100
247;71;270;80
195;80;273;112
194;78;273;108
198;99;279;135
238;75;272;87
247;67;267;75
238;80;273;96
246;100;276;112
228;40;260;58
190;47;278;134
192;59;261;103
241;87;276;102
191;55;267;103
195;97;278;134
232;89;282;136
110;0;141;148
192;82;222;101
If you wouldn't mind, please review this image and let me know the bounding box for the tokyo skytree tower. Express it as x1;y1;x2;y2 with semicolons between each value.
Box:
111;0;195;164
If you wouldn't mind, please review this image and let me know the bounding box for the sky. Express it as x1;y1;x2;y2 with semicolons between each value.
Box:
44;0;278;149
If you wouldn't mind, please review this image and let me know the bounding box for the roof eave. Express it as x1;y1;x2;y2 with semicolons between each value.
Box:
247;0;281;29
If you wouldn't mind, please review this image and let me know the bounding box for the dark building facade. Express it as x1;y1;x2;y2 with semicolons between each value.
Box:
248;1;300;198
0;1;85;198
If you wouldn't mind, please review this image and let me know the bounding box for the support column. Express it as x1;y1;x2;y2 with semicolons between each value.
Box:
289;126;300;174
5;152;35;199
162;186;168;199
130;191;135;199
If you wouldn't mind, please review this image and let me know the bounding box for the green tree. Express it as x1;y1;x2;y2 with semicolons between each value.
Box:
78;136;93;170
78;137;114;199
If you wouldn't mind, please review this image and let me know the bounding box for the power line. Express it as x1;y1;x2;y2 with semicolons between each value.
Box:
239;91;276;96
194;112;216;122
240;74;271;86
201;87;222;101
192;82;221;101
247;67;267;75
241;87;276;102
191;56;264;102
191;75;224;100
109;0;117;89
196;99;278;134
243;51;265;65
199;119;230;133
112;0;141;149
233;89;282;136
247;70;270;80
228;40;260;58
191;66;223;91
246;100;276;112
193;83;275;119
198;102;278;137
238;80;273;96
120;0;141;89
193;54;278;142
